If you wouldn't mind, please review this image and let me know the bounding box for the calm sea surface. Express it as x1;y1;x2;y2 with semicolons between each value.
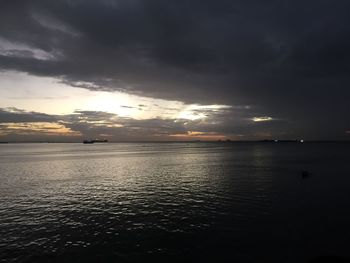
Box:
1;142;350;262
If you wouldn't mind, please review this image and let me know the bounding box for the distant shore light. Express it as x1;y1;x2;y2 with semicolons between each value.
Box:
252;116;273;122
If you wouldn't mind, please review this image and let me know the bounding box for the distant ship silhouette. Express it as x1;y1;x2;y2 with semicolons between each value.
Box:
83;139;108;144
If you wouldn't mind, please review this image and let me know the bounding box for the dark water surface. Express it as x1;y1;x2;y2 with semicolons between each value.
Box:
1;142;350;262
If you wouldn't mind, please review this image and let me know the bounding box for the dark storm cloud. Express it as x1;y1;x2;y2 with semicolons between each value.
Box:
1;0;350;139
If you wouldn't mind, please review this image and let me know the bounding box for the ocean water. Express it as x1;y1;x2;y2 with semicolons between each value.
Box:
0;142;350;263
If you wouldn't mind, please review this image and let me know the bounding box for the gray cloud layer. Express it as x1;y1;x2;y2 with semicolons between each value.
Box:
1;0;350;139
0;107;289;142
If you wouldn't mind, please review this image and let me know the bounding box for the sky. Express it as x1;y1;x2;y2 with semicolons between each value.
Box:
0;0;350;142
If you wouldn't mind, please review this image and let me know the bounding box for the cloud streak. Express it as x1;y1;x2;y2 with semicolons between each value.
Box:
0;107;289;141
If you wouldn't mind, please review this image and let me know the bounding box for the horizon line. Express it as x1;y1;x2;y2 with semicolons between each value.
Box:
1;140;350;144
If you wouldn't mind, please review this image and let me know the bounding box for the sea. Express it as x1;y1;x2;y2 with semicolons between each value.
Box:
0;142;350;263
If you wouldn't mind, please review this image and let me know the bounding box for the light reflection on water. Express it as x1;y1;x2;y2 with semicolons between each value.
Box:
0;142;350;262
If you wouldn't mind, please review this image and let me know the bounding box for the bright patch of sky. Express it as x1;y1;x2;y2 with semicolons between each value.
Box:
0;71;231;121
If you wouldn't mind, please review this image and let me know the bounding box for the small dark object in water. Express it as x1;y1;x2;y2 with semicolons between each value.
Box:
302;170;310;178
